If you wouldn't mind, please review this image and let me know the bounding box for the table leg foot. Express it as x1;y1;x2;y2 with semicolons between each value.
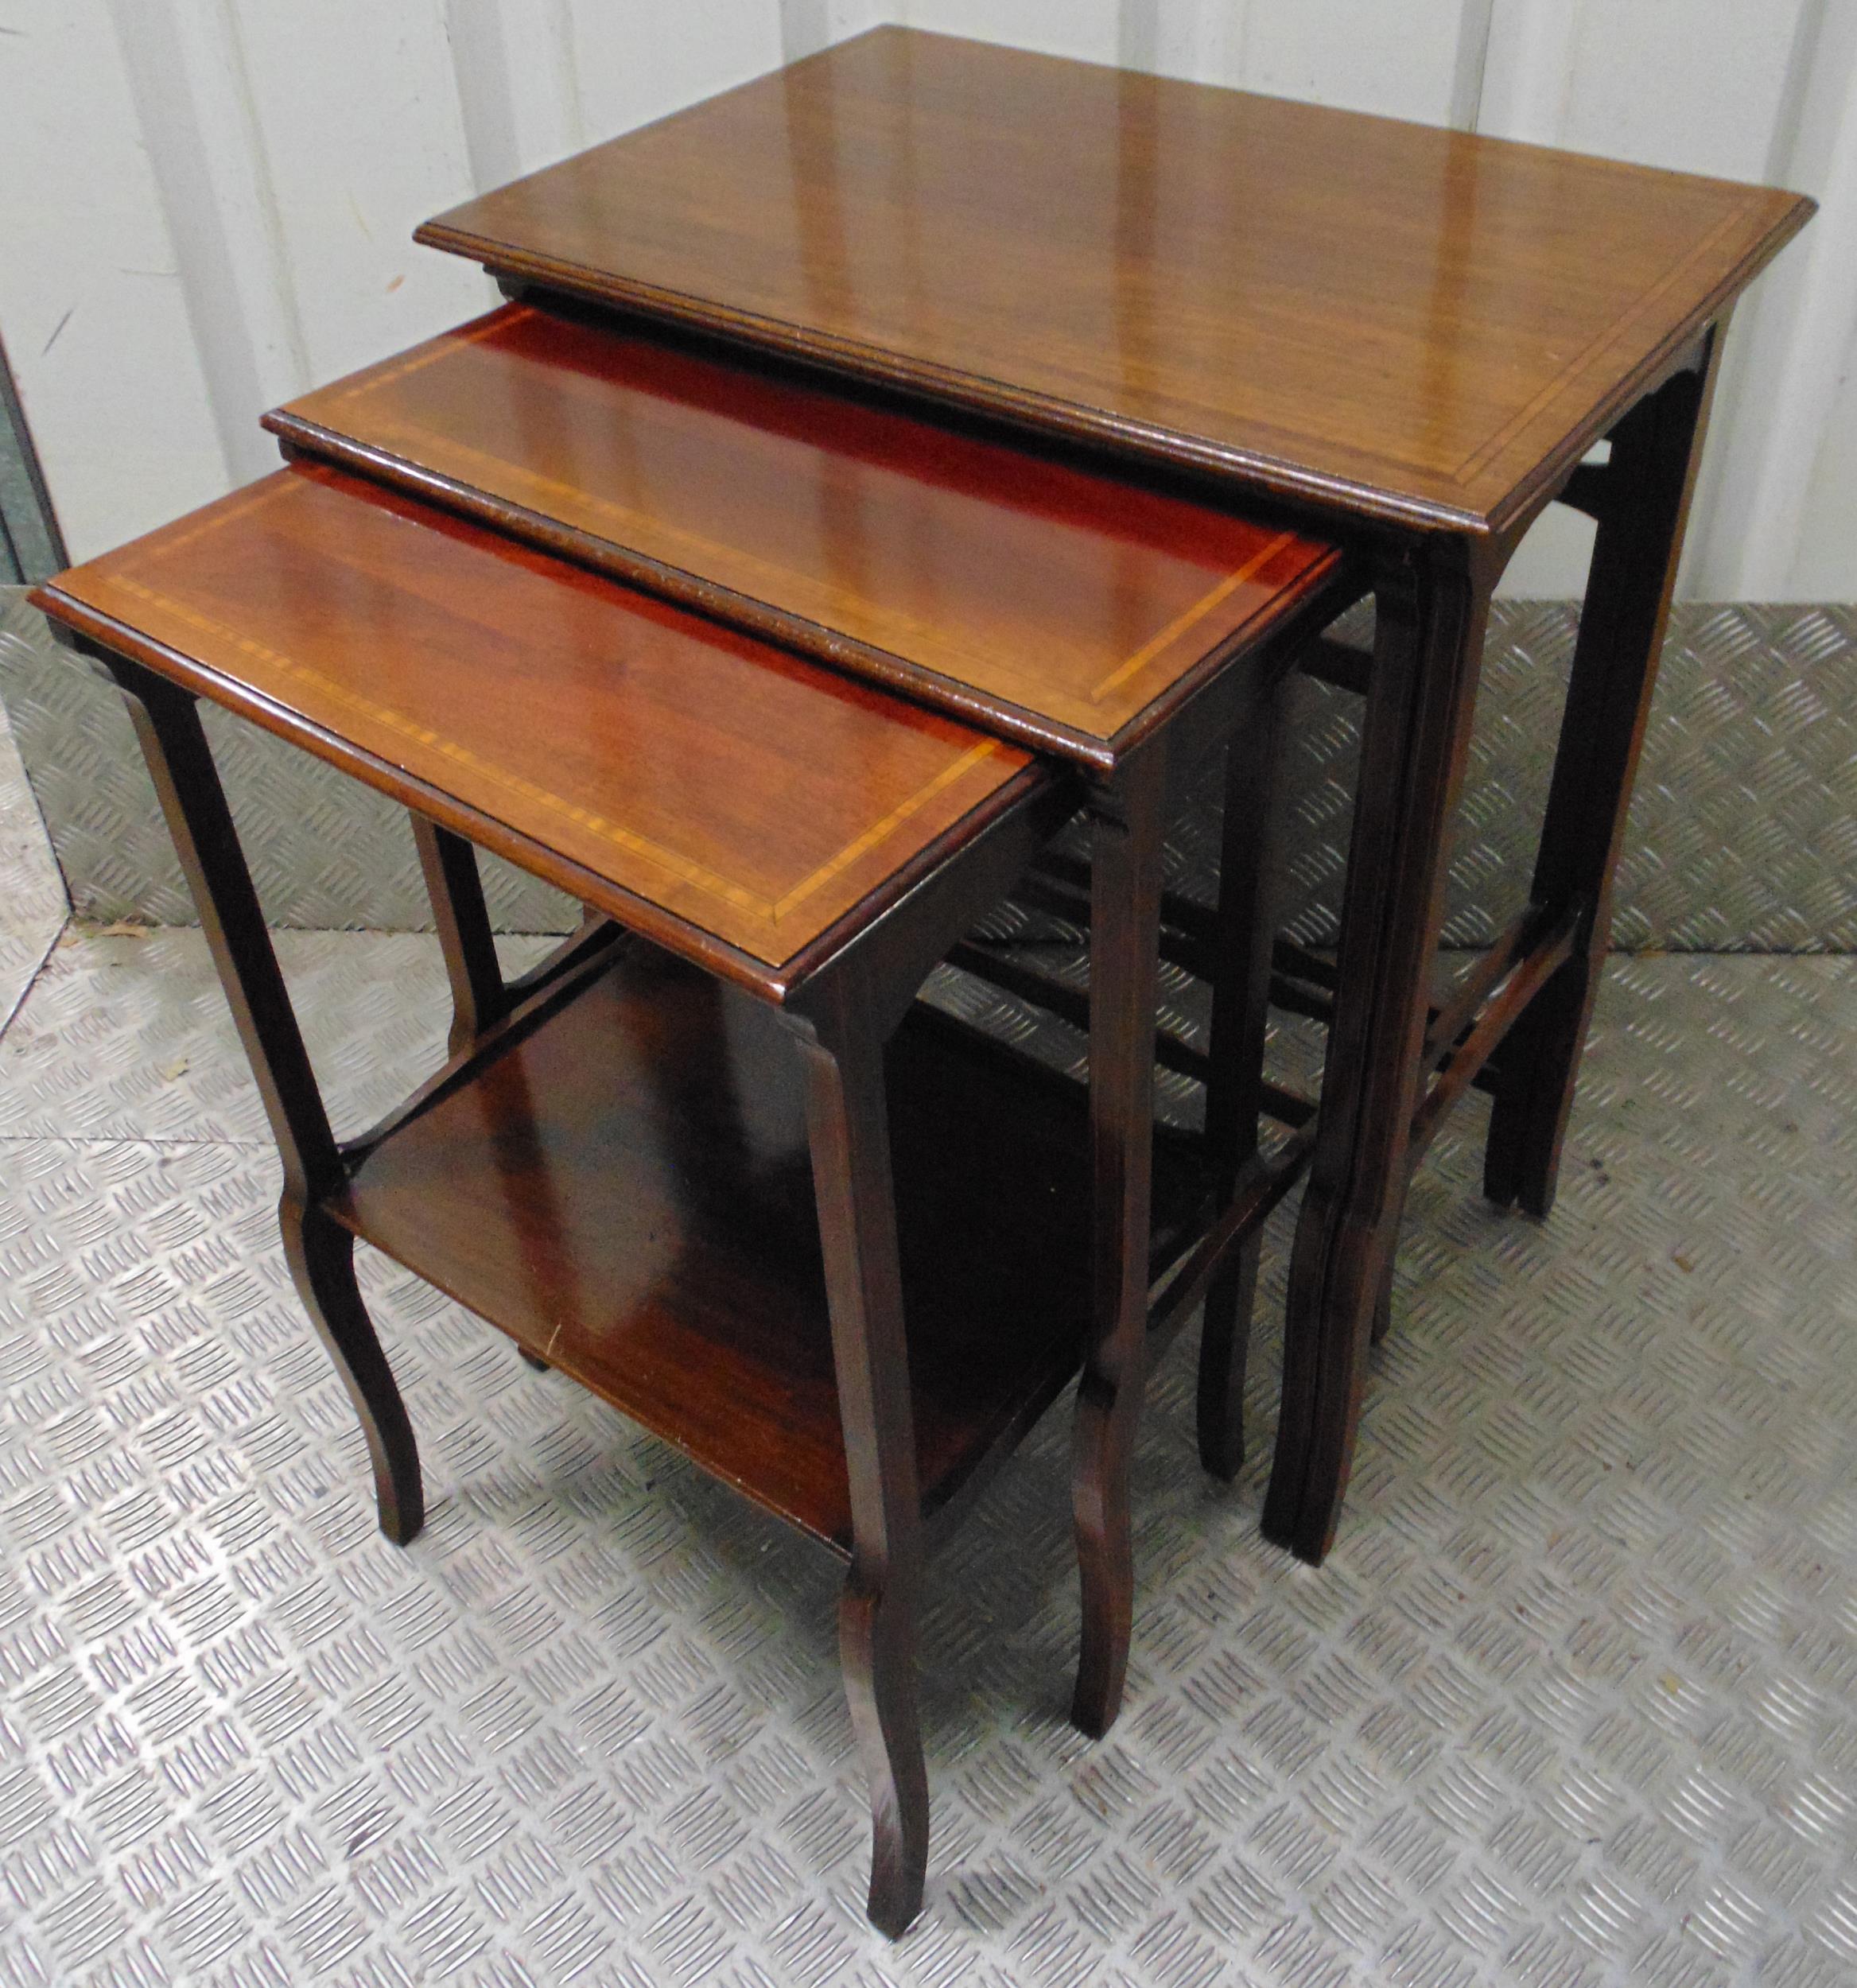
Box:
1070;1365;1138;1737
1195;1238;1261;1481
1482;960;1587;1218
282;1198;424;1545
841;1570;929;1938
1262;1204;1389;1563
1369;1257;1395;1347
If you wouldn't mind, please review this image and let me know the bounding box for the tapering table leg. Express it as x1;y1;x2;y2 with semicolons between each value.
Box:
1485;333;1724;1218
107;657;424;1544
1263;546;1494;1563
794;984;928;1939
1198;679;1288;1481
1071;749;1167;1738
417;819;551;1382
412;814;510;1057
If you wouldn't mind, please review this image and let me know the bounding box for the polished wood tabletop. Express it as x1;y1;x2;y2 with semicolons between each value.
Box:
418;28;1812;536
268;301;1340;767
33;461;1041;988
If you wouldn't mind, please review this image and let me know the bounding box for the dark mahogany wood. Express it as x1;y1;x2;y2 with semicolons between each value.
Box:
1484;341;1723;1217
1262;537;1502;1563
33;460;1042;994
1070;747;1167;1738
37;49;1816;1853
417;28;1811;538
331;933;1204;1926
408;32;1812;1567
35;466;1130;1936
791;970;925;1932
413;815;511;1055
103;659;424;1544
266;301;1342;769
37;438;1325;1925
283;1207;425;1547
1262;329;1735;1563
1195;674;1288;1482
329;942;1210;1552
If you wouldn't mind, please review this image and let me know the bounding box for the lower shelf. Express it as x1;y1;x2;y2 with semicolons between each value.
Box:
332;940;1212;1553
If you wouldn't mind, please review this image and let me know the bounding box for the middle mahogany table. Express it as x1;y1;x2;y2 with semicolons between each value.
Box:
268;299;1354;1740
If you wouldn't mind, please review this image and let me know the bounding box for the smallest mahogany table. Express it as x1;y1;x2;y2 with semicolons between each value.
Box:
32;459;1129;1934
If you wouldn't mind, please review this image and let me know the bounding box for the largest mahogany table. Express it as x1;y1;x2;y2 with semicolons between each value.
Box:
418;25;1815;1559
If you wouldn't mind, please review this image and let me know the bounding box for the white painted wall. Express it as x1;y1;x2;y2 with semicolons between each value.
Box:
2;0;1852;597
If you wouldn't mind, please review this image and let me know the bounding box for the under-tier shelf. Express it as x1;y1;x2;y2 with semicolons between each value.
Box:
332;941;1212;1554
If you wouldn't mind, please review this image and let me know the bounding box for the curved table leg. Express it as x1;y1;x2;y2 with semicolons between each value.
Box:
282;1198;425;1543
106;657;425;1545
794;991;928;1938
838;1557;927;1938
1263;548;1494;1564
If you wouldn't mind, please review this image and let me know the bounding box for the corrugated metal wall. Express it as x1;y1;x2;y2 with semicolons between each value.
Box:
2;3;1854;947
1;0;1852;597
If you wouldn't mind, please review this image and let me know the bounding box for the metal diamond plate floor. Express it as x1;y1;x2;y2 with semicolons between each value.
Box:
3;930;1854;1988
0;688;64;1037
1;580;1854;1986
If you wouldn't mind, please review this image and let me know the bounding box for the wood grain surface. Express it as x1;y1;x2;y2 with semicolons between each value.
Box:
336;944;1211;1551
33;462;1039;984
270;301;1340;764
417;28;1812;534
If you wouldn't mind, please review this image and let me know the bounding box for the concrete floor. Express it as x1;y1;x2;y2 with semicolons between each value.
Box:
1;703;1854;1986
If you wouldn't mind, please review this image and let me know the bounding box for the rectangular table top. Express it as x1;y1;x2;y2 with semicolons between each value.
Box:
268;301;1341;768
32;462;1043;993
418;28;1812;538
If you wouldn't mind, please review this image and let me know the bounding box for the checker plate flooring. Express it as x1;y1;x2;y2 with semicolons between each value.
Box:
2;941;1855;1976
0;689;64;1037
